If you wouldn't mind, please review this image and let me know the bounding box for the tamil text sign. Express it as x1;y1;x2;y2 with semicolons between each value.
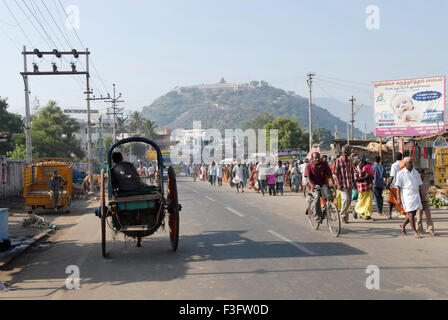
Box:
373;76;445;136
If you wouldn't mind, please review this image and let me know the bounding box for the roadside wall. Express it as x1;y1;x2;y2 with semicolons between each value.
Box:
0;160;25;199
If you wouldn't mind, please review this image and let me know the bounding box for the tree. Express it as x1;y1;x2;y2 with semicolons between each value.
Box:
6;144;40;159
0;97;23;155
264;117;308;150
241;112;274;130
312;127;333;144
128;111;145;134
141;119;158;140
104;136;114;152
11;101;84;159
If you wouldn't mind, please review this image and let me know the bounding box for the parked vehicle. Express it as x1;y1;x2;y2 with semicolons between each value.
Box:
23;158;73;213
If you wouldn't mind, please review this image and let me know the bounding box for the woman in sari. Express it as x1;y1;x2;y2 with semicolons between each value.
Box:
354;156;374;220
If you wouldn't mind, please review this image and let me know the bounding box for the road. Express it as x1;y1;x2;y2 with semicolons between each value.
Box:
1;176;448;299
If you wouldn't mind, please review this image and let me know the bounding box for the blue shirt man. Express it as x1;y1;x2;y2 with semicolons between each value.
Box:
372;158;387;188
372;156;387;214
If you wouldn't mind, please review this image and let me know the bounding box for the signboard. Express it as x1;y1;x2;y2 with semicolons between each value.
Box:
433;136;448;149
277;148;301;160
64;109;99;114
146;150;171;161
373;76;445;136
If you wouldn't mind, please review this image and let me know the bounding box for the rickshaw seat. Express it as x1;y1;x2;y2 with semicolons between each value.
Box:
112;185;160;198
112;192;163;203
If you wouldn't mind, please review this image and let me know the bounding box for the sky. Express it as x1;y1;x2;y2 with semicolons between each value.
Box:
1;0;447;130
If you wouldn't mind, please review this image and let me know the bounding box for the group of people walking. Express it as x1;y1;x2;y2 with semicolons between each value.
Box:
330;146;436;238
185;145;437;239
187;160;302;196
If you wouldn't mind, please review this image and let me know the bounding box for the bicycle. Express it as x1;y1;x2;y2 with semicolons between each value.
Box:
305;185;341;237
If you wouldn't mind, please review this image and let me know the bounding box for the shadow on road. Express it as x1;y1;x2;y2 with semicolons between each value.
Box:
2;229;366;292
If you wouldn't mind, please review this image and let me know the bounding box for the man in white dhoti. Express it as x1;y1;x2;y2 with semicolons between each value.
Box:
232;162;244;193
395;157;423;238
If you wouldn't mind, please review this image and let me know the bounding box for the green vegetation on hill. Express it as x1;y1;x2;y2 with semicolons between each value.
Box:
142;82;362;138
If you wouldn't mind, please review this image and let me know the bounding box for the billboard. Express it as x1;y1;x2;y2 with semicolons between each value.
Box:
373;76;445;136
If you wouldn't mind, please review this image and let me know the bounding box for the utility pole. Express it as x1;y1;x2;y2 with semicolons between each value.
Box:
349;96;356;140
21;47;92;190
346;121;350;145
307;73;315;152
84;48;94;194
22;46;32;162
105;84;124;142
98;116;104;167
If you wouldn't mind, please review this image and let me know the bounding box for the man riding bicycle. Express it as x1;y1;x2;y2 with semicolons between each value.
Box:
305;152;336;222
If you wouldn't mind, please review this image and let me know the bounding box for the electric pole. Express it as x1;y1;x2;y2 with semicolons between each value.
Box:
105;84;124;142
21;47;93;191
349;96;356;140
22;46;32;162
307;73;315;152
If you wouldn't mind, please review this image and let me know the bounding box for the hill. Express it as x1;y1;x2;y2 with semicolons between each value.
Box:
141;82;363;138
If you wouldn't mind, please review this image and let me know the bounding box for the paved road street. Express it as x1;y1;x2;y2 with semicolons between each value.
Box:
1;176;448;299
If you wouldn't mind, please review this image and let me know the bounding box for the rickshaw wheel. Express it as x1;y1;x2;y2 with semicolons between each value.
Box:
100;169;107;258
167;166;179;251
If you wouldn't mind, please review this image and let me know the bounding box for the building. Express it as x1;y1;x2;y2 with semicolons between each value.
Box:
171;78;251;93
74;118;115;153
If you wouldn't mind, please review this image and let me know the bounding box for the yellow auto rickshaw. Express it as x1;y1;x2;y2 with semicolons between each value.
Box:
24;158;73;213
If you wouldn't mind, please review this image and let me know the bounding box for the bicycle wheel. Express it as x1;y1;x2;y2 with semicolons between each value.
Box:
306;204;320;230
326;202;341;237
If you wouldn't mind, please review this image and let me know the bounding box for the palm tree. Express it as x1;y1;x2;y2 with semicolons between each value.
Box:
142;119;158;140
128;111;144;134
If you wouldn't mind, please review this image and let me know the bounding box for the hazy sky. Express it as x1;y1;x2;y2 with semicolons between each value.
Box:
1;0;447;125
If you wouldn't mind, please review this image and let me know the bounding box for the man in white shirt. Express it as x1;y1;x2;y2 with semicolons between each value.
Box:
395;157;423;238
208;162;217;186
299;159;308;192
256;159;268;196
387;152;405;218
275;160;285;195
216;162;223;187
232;162;244;193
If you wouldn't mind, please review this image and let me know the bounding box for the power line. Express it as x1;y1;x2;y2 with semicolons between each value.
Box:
316;74;371;88
21;0;58;48
56;0;108;93
2;0;35;47
40;0;73;49
24;0;87;90
27;0;64;49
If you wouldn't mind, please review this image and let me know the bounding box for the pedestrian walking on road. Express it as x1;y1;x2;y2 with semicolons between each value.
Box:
291;161;300;192
333;146;355;223
275;160;285;195
299;159;309;196
372;156;387;215
416;169;437;236
209;162;217;186
232;162;244;193
257;160;268;196
217;162;223;187
396;157;423;238
267;164;277;196
354;156;374;221
387;152;406;218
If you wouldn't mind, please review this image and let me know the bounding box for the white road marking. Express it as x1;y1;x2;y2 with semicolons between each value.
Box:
226;207;244;217
267;230;316;256
183;186;199;193
205;196;215;202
